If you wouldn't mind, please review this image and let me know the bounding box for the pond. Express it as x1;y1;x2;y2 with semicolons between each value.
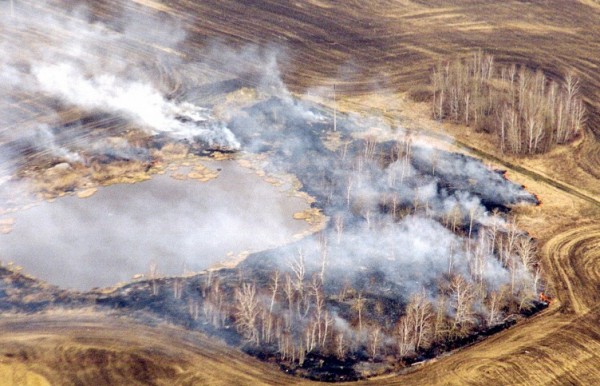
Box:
0;160;312;290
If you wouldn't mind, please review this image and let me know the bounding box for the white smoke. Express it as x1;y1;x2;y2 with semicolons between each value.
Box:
32;63;239;148
33;123;83;163
0;1;240;155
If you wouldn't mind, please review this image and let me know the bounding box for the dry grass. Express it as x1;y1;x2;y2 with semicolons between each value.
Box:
0;313;298;386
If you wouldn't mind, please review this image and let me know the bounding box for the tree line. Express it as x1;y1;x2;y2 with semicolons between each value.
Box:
431;51;586;154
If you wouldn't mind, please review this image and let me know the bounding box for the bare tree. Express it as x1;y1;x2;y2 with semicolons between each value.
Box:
323;311;333;347
450;274;475;331
334;213;344;244
201;269;213;298
564;71;580;106
516;236;537;271
432;67;444;120
283;272;295;329
298;341;306;366
149;262;159;296
292;249;311;318
335;332;346;359
311;274;325;345
396;315;414;356
433;296;448;341
485;209;502;255
368;326;382;359
363;136;377;161
468;205;482;240
291;249;306;292
570;98;586;140
504;220;521;265
486;290;503;327
447;204;463;233
173;278;183;300
464;92;471;125
188;298;199;320
352;292;366;332
346;175;354;209
470;233;487;285
406;291;433;350
333;84;337;132
234;282;261;345
204;276;225;327
318;233;329;283
391;193;399;219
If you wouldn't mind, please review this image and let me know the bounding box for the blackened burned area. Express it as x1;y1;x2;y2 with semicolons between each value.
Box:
230;96;537;215
1;95;542;381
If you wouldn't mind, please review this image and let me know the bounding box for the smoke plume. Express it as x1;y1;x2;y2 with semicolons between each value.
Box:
0;1;239;153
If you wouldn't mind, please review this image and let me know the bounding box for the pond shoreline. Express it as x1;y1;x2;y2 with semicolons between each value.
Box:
0;153;321;291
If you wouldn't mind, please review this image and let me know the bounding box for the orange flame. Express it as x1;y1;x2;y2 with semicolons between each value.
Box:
539;292;551;304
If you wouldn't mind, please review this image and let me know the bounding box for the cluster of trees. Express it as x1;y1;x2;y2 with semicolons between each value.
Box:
431;51;586;154
232;262;337;365
190;213;543;367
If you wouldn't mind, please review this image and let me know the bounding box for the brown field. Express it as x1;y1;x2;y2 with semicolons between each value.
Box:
1;0;599;385
0;312;295;386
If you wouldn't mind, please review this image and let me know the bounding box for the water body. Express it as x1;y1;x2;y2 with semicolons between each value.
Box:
0;160;311;290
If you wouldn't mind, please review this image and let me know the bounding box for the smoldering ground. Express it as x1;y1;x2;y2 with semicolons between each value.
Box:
232;98;540;298
223;104;543;378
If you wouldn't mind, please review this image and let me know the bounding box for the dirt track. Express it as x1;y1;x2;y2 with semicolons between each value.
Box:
2;1;600;385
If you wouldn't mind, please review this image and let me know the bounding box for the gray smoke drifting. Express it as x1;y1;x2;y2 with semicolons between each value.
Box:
230;74;540;331
0;1;239;152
